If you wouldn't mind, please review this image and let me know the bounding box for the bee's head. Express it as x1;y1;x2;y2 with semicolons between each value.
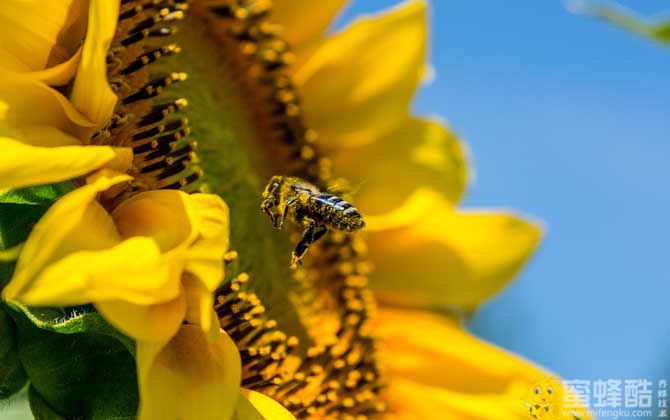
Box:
261;176;284;227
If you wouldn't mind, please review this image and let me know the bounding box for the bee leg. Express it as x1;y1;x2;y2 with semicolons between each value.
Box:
278;197;298;229
290;219;326;269
311;225;328;243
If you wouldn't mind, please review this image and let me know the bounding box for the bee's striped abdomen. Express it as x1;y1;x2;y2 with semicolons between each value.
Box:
310;193;365;232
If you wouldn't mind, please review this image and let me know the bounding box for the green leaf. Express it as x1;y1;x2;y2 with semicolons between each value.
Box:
0;182;75;206
28;386;65;420
0;204;48;252
8;307;139;420
0;306;27;400
0;182;73;288
10;304;135;355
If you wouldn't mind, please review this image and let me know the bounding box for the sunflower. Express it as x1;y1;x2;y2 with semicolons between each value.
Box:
0;1;588;419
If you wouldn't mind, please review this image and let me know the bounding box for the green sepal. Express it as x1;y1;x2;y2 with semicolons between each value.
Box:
28;386;66;420
0;182;73;289
8;306;139;420
0;182;75;206
9;303;135;355
0;305;28;400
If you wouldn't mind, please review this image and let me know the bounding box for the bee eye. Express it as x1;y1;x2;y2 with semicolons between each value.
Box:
534;387;542;395
547;386;553;395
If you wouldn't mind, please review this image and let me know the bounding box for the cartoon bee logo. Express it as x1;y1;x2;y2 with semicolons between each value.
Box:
261;176;365;268
523;376;563;419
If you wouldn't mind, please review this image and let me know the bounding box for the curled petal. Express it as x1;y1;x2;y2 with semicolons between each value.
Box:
70;0;120;127
367;189;544;310
0;77;96;138
12;237;173;307
377;307;590;419
0;133;131;190
332;117;469;214
97;294;186;343
233;389;296;420
2;170;178;308
182;274;217;336
294;1;428;148
137;324;242;420
4;170;130;300
112;190;201;253
18;49;83;86
0;0;87;75
186;194;230;292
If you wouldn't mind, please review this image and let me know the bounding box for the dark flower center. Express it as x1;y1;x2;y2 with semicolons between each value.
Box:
100;0;385;417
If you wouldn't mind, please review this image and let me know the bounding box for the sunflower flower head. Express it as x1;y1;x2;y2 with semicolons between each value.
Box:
0;1;588;420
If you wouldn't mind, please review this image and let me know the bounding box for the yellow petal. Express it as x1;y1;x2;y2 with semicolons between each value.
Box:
0;0;87;74
97;294;186;342
70;0;120;127
366;189;544;310
0;77;96;138
235;389;296;420
271;0;347;50
137;325;242;420
386;377;531;420
25;49;83;86
5;170;130;298
0;134;132;190
186;194;230;292
182;273;216;335
332;117;469;214
377;307;590;420
293;1;427;149
14;237;174;307
112;190;201;253
3;170;179;308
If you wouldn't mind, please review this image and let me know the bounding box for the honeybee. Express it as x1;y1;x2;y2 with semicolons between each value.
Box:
261;175;365;268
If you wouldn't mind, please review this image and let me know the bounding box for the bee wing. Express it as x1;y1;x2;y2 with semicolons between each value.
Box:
327;178;366;198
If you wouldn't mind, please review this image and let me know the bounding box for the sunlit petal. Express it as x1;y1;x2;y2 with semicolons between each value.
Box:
367;189;544;310
271;0;347;51
0;77;96;138
332;117;469;214
70;0;120;127
20;49;83;85
2;171;180;307
137;325;242;420
294;1;427;149
182;274;216;335
237;389;296;420
14;237;173;307
112;190;201;253
186;194;230;292
0;134;132;190
97;294;186;343
4;170;130;299
0;0;87;75
378;307;590;419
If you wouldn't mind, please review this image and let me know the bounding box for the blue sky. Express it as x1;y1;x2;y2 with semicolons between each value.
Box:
341;0;670;387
